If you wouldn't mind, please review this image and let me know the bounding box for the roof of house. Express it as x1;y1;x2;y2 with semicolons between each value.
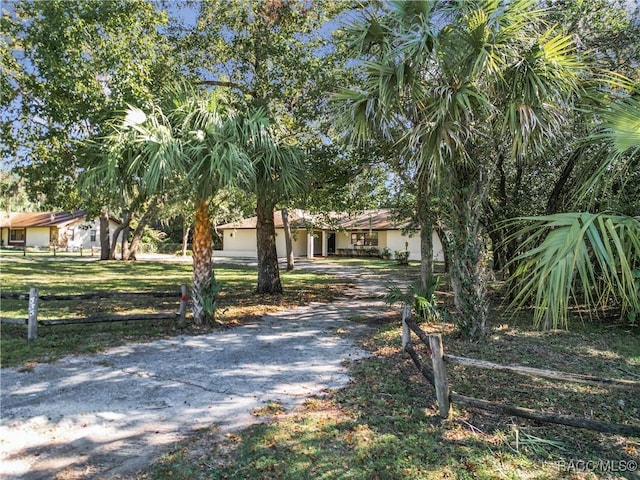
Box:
338;209;409;230
217;209;318;230
218;208;410;231
0;211;88;228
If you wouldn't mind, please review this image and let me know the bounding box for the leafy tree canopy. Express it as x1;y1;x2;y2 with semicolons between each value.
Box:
1;0;179;208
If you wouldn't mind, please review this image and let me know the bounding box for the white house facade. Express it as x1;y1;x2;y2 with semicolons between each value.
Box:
217;209;444;262
0;211;122;250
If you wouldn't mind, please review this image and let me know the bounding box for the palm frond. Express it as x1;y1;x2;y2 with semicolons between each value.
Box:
575;87;640;200
603;97;640;156
507;213;640;329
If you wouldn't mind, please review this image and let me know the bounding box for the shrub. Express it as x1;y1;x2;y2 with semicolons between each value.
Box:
394;250;410;265
384;277;444;323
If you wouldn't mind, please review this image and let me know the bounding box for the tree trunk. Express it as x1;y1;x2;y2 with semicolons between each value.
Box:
435;225;449;273
416;172;434;291
445;165;491;340
127;226;141;261
181;217;190;257
256;194;282;294
281;208;294;271
487;224;507;272
487;152;508;272
191;198;214;325
99;207;111;261
127;203;157;261
120;223;130;260
546;146;583;215
109;210;130;260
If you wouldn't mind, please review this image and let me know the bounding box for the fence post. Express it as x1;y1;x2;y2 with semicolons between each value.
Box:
429;334;451;418
178;284;187;327
401;304;411;350
28;287;39;341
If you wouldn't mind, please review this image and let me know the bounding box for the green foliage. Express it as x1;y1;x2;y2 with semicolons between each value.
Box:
185;0;347;132
136;227;166;254
630;270;640;325
176;1;356;292
338;0;585;339
508;83;640;330
508;213;640;329
2;0;178;209
201;271;222;321
393;249;410;266
84;86;263;202
302;142;398;215
0;170;41;211
179;1;383;217
545;0;640;76
384;277;442;323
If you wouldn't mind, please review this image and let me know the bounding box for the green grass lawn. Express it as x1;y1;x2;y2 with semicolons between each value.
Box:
2;257;639;479
0;245;100;259
0;258;350;367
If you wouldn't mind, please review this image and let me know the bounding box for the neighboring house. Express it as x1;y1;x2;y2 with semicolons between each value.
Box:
217;209;444;261
0;211;121;250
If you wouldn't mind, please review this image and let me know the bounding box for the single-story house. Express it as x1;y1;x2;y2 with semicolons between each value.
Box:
0;211;121;250
216;209;444;261
217;209;318;258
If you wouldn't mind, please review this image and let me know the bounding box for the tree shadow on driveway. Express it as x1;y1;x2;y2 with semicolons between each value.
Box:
1;300;381;479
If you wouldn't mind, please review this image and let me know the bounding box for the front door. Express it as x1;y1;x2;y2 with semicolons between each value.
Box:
327;233;336;255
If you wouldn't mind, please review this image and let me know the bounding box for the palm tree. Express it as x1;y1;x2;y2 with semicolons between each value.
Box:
83;87;254;324
335;1;440;294
509;93;640;329
337;0;582;338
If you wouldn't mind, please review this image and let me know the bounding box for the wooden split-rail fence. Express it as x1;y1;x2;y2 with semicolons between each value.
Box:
1;286;189;341
2;245;101;257
401;306;640;437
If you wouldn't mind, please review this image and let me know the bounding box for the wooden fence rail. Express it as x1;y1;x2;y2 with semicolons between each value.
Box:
1;291;182;300
401;308;640;437
1;285;189;341
1;245;100;257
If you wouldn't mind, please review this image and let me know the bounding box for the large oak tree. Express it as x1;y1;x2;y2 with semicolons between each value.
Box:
1;0;179;259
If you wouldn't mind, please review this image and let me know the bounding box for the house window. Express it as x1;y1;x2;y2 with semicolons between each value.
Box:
90;230;96;242
9;228;26;245
68;228;75;241
351;232;378;247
